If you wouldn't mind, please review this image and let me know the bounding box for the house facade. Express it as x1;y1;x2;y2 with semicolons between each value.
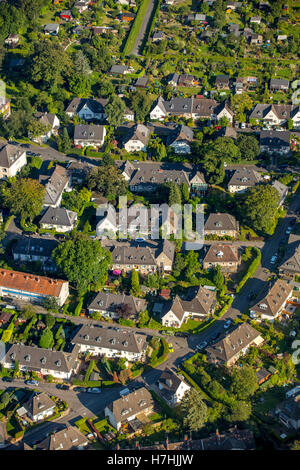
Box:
74;124;106;148
158;368;190;406
40;207;77;233
202;244;240;272
88;291;147;320
0;144;27;179
204;213;239;238
249;279;294;321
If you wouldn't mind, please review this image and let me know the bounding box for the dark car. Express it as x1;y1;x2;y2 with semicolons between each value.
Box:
211;332;221;341
2;377;13;382
56;384;69;390
73;387;86;392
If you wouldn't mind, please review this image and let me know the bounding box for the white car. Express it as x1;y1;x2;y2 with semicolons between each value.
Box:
224;319;232;329
196;341;208;350
270;255;278;264
240;122;246;129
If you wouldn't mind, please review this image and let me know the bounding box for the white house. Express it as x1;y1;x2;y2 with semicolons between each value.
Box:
250;279;293;321
23;393;56;422
158;368;190;406
32;113;60;144
123;124;150;152
0;144;27;179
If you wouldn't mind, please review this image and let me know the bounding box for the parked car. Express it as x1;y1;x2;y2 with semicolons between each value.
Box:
73;387;86;392
56;384;69;390
196;341;208;350
2;377;13;382
25;380;39;386
224;319;232;329
168;343;174;353
87;387;101;393
270;255;278;264
240;122;246;129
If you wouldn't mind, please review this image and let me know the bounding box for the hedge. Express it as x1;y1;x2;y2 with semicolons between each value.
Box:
71;379;116;388
236;247;261;294
177;369;211;402
74;297;84;316
214;297;234;318
150;338;169;367
123;0;151;55
85;360;95;382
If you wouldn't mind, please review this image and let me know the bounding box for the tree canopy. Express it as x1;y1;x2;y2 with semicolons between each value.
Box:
4;178;45;222
181;388;208;431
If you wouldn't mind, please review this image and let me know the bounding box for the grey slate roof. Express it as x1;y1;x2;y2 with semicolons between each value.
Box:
228;167;263;188
12;236;58;258
4;344;80;374
250;278;293;317
158;367;188;393
206;323;263;363
36;426;89;450
203;244;239;263
279;234;300;276
250;104;300;121
260;130;290;148
106;387;154;423
40;165;69;206
88;291;147;316
24;392;55;419
40;207;77;228
66;98;107;115
123;124;150;147
74;124;105;143
167;125;194;146
0;144;25;169
204;213;239;232
270;78;289;89
72;324;147;354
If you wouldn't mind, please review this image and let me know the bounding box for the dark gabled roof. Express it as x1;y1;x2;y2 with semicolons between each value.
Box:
74;124;105;142
204;213;239;232
35;112;58;129
260;130;290;147
203;244;239;263
65;98;107;115
72;324;147;354
111;245;156;266
270;78;289;88
88;292;147;316
250;103;300;121
279;234;300;275
12;236;58;258
228;167;262;187
158;367;188;393
40;164;69;206
278;393;300;420
206;323;263;363
167;125;194;146
107;387;154;423
250;278;293;317
0;144;25;169
4;344;79;374
163;97;193;114
215;74;230;84
123;124;150;146
36;426;89;450
162;286;216;322
40;207;77;228
110;65;129;74
24;392;55;418
192;98;218;116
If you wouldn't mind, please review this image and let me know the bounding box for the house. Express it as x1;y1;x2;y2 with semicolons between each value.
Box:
161;286;216;328
110;65;131;75
71;324;147;361
2;344;79;379
249;279;293;321
12;236;58;272
0;99;11;120
279;234;300;281
67;160;93;186
200;428;255;450
226;1;242;10
215;75;230;90
153;31;164;41
39;164;70;209
87;292;147;320
187;13;207;23
74;124;106;148
276;392;300;429
204;213;239;238
249;104;300;128
66;98;107;121
36;426;89;450
74;0;89;13
272;180;289;206
33;112;60;143
44;24;60;35
105;387;154;431
260;130;290;155
135;77;149;88
23;393;56;422
178;75;198;87
270;78;289;92
250;16;261;24
217;126;237;139
123;124;150;152
0;311;11;327
40;206;77;233
0;268;69;306
202;244;240;273
104;239;175;273
150;96;193;120
0;144;26;179
60;10;72;20
228;167;263;193
206;323;264;366
158;368;190;405
256;368;271;385
4;34;19;47
166;125;193;154
124;108;135;122
167;73;179;87
250;33;263;45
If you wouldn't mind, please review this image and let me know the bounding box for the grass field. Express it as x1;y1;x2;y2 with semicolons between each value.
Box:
123;0;151;56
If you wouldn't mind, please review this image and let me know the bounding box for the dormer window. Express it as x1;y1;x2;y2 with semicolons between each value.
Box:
41;357;47;364
25;355;30;362
55;360;61;367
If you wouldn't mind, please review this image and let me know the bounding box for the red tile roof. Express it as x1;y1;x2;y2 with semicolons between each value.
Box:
0;269;67;297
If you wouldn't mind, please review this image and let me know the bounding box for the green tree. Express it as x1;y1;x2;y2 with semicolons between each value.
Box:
213;265;224;290
236;135;260;161
181;183;190;203
31;40;71;90
39;328;54;349
181;388;208;431
52;234;112;294
230;366;259;400
168;182;182;206
138;310;149;327
236;185;280;235
4;178;45;222
213;0;226;29
27;119;51;140
45;313;56;330
130;269;140;296
57;127;71;153
226;401;251;422
105;95;126;127
87;165;128;200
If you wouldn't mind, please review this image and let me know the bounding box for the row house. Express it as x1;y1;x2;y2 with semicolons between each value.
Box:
260;130;290;155
202;244;240;273
12;236;58;272
2;344;80;380
279;234;300;281
204;213;239;238
87;291;147;320
39;164;70;209
249;104;300;129
71;324;147;362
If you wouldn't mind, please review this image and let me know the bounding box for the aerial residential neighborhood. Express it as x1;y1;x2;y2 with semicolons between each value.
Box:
0;0;299;456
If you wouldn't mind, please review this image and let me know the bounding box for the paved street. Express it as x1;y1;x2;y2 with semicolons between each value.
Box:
132;0;155;56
